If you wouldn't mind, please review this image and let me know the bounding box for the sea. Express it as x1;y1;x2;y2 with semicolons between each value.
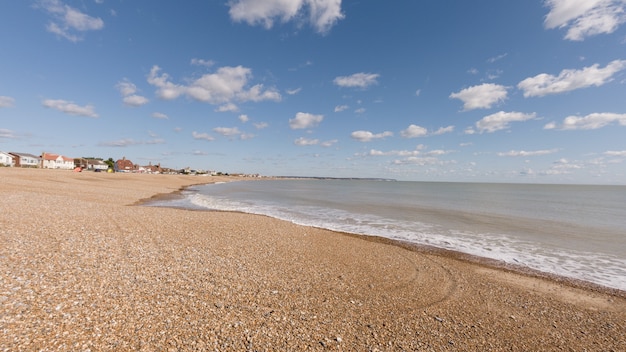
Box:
148;179;626;292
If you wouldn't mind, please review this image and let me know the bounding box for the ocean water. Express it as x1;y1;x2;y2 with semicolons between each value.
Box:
151;179;626;291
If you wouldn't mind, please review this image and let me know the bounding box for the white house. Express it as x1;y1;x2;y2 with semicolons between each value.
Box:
41;152;75;170
0;151;14;166
9;152;40;168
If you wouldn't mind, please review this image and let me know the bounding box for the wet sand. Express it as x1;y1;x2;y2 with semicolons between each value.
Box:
1;168;624;350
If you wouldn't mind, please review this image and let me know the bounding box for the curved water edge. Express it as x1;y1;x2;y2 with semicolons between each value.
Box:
147;179;626;292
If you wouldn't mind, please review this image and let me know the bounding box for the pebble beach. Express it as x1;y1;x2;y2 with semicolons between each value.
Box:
1;168;624;351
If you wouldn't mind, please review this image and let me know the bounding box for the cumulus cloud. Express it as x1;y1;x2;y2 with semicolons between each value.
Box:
227;0;345;34
147;65;281;110
289;112;324;129
152;112;168;119
544;0;626;40
192;131;215;141
400;124;428;138
191;58;215;67
42;99;98;118
556;112;626;130
238;114;249;123
116;79;149;107
213;127;242;137
294;137;319;146
0;96;15;108
472;111;537;133
334;104;348;112
449;83;508;110
350;130;393;142
432;125;455;135
497;149;559;157
37;0;104;42
517;60;626;97
333;72;380;88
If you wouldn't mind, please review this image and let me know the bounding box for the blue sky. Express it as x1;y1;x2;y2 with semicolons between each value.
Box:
1;1;625;183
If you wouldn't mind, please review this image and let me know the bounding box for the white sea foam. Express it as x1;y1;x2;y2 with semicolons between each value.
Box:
179;183;626;290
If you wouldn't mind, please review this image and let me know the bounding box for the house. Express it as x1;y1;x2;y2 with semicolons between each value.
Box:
140;162;161;174
9;152;40;168
86;158;109;171
41;152;75;170
0;151;15;166
115;157;135;172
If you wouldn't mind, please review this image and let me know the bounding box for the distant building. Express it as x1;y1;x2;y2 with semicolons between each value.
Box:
0;151;14;166
115;157;135;172
41;152;75;170
9;152;40;168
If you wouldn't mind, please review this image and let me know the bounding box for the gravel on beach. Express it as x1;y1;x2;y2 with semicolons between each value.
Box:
1;168;624;351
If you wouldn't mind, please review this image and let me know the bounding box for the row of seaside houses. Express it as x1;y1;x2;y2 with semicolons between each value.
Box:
0;151;163;173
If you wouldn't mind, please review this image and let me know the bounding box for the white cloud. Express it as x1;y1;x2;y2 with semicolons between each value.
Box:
147;65;282;106
123;95;149;107
474;111;537;133
152;112;168;119
37;0;104;42
98;138;138;147
354;108;366;114
0;129;18;139
294;137;319;146
98;137;165;147
517;60;626;97
350;130;393;142
449;83;508;110
487;53;508;63
286;88;302;95
213;127;241;136
239;114;249;123
334;104;348;112
544;0;626;40
216;103;239;112
227;0;344;34
116;80;149;107
400;124;428;138
432;125;455;135
415;89;421;96
497;149;559;157
192;131;215;141
254;122;269;129
392;156;444;166
0;96;15;108
559;112;626;130
191;58;215;67
333;72;380;88
543;121;557;129
320;139;338;147
604;150;626;157
42;99;98;118
368;149;420;157
289;112;324;129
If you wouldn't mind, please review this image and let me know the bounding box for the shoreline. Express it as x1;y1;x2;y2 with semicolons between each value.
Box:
142;181;626;299
1;168;624;350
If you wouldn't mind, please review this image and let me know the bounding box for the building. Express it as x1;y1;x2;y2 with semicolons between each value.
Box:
9;152;40;168
115;157;135;172
41;152;75;170
0;151;14;166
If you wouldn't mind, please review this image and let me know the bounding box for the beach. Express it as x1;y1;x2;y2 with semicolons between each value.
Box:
1;169;624;350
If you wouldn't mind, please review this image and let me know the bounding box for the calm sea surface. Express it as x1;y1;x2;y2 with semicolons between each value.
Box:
151;179;626;291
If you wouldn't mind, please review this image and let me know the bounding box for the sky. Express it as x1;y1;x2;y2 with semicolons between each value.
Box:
1;0;626;183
